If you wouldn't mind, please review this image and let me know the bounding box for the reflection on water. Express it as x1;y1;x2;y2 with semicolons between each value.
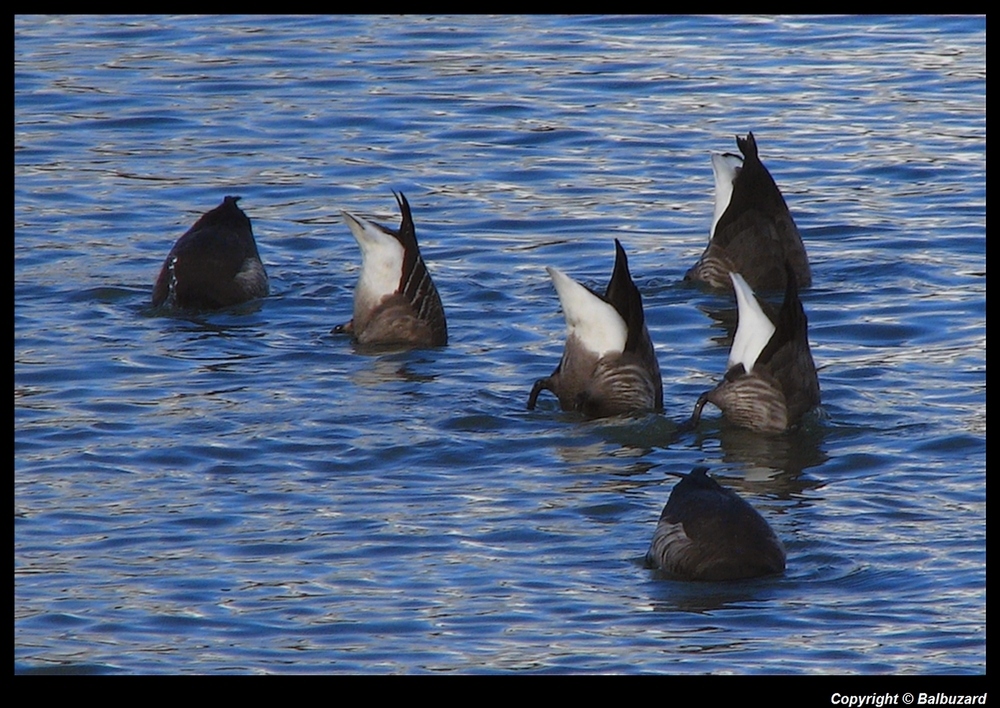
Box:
684;418;830;481
347;354;440;388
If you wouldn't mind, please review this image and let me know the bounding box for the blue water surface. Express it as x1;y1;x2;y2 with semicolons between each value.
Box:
14;15;985;675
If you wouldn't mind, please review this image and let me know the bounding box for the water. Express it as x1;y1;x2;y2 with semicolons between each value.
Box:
14;15;985;675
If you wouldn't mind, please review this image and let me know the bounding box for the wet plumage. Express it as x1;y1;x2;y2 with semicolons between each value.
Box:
685;132;811;293
528;240;663;418
151;196;269;310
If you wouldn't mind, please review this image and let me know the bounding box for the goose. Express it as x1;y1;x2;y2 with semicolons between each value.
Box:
685;132;811;292
152;196;269;309
334;192;447;348
646;467;786;581
527;240;662;418
682;265;820;434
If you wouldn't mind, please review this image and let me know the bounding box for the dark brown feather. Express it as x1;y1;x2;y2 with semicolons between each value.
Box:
152;196;268;310
527;241;663;418
682;263;819;434
646;467;786;581
685;132;811;293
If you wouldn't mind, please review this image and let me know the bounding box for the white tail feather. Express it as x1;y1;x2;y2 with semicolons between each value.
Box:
729;272;775;373
547;267;627;357
343;211;405;308
710;152;743;239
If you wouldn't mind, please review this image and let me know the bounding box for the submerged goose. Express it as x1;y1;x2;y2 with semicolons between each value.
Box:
685;132;811;292
683;265;820;434
152;196;269;309
334;192;447;348
527;240;663;418
646;467;786;581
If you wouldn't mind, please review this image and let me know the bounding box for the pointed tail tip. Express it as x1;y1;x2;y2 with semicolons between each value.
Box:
665;466;710;482
393;190;410;213
613;239;628;265
736;131;759;160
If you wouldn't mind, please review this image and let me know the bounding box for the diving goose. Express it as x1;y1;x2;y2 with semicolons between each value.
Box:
685;132;811;292
334;192;447;348
683;265;820;434
527;240;663;418
646;467;786;581
152;196;269;309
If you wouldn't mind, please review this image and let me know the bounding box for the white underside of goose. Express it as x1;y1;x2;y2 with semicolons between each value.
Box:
343;210;405;313
728;272;775;373
710;152;743;239
547;266;627;358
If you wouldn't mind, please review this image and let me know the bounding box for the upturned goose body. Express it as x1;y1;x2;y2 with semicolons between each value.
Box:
335;192;447;348
528;240;662;418
646;467;786;581
685;132;810;293
152;196;269;310
684;266;820;434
